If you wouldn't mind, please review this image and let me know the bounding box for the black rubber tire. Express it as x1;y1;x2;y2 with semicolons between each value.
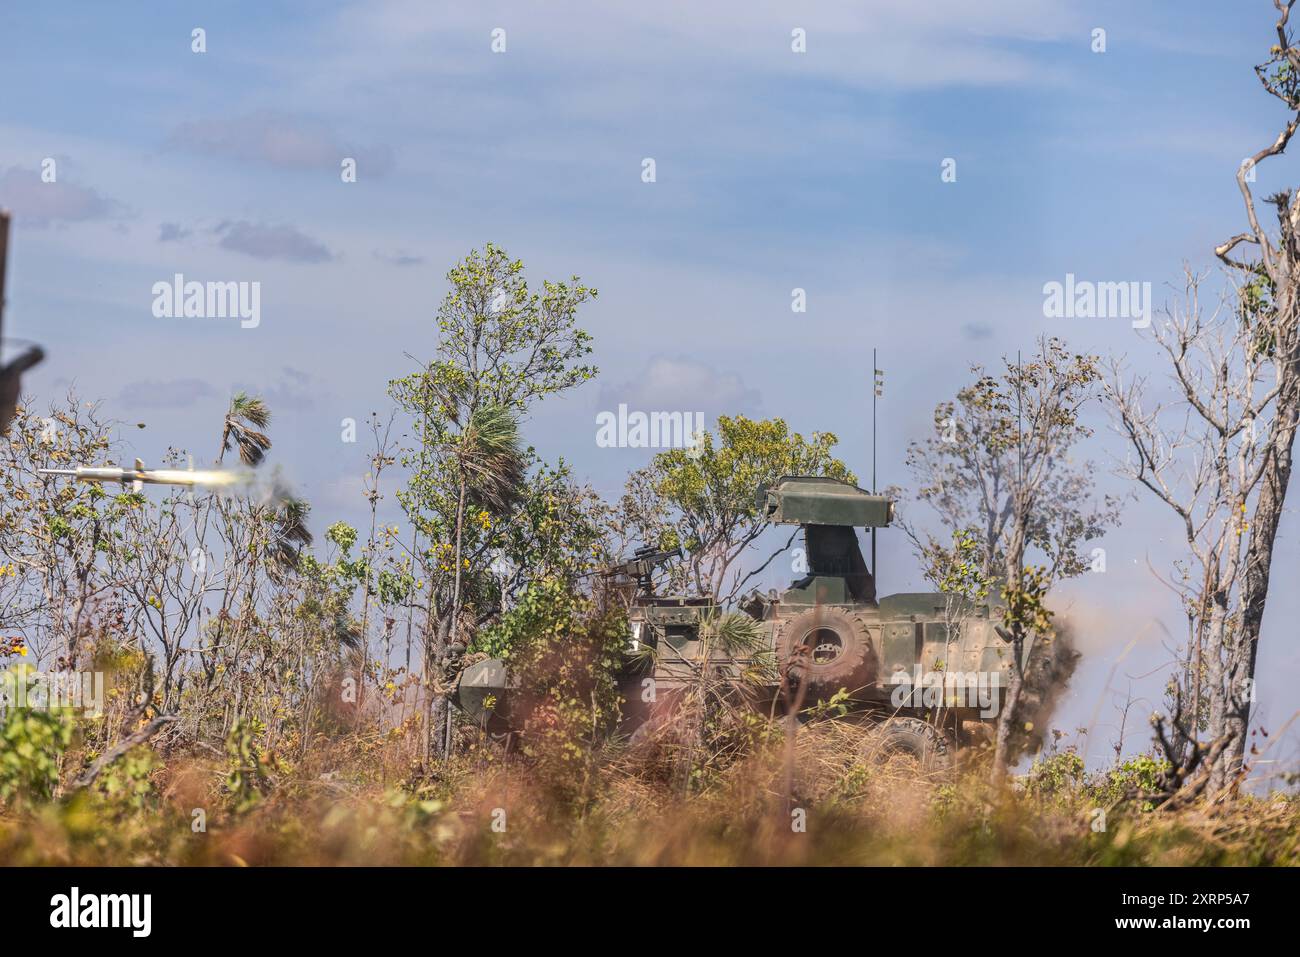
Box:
869;717;954;773
776;607;876;694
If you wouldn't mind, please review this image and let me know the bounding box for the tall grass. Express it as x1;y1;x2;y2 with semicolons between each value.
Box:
2;719;1295;866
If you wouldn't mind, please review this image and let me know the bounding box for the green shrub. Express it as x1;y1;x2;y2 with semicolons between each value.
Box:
0;669;76;806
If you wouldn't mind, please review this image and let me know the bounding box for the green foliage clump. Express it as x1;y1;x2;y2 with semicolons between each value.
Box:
1026;748;1086;800
1088;753;1171;810
493;578;627;808
95;746;159;815
225;718;271;813
0;671;75;806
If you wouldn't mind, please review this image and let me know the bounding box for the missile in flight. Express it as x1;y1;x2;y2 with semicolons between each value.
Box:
38;459;241;491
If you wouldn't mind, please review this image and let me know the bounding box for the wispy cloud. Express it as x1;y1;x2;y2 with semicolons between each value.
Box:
115;377;218;409
158;222;191;242
167;110;395;176
235;366;325;413
321;0;1079;93
0;165;122;227
598;357;762;419
373;249;426;267
213;220;333;263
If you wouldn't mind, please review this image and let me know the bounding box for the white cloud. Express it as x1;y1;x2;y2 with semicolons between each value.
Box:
320;0;1079;91
598;356;762;419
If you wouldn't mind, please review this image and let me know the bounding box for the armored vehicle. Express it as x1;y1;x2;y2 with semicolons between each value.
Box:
456;476;1025;769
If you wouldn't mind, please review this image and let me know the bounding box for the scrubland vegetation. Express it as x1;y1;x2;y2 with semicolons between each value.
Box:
3;702;1297;866
3;215;1299;864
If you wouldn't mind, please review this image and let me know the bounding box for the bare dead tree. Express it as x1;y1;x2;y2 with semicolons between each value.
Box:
1205;0;1300;793
1110;2;1300;798
1106;270;1276;798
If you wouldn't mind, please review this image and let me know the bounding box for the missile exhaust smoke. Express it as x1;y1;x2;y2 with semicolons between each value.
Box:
133;468;242;488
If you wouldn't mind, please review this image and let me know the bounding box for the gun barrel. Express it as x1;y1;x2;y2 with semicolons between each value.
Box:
641;546;682;564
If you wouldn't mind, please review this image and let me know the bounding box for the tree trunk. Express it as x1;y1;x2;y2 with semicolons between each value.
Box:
1220;384;1298;788
991;523;1027;782
451;476;467;635
991;633;1024;779
426;477;469;763
1204;601;1231;795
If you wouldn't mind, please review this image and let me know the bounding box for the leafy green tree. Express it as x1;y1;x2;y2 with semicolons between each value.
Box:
899;338;1118;779
621;415;852;603
473;462;617;658
388;244;597;759
0;395;119;666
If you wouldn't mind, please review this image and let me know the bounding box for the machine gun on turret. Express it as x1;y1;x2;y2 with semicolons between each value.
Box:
601;544;682;596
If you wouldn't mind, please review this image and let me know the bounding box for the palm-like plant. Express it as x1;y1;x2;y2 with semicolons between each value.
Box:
268;496;314;583
446;402;525;641
219;392;272;466
631;609;774;792
458;403;526;516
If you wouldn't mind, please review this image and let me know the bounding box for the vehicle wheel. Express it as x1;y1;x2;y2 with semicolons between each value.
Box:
776;607;876;695
868;717;954;774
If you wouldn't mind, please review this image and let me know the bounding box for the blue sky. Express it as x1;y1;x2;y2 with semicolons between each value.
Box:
2;1;1298;771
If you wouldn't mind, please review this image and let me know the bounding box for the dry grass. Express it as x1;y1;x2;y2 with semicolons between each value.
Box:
2;719;1297;866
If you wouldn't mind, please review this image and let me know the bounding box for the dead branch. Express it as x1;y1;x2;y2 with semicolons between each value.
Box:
71;714;178;790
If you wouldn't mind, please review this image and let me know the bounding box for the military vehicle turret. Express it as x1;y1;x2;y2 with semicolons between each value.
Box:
455;475;1026;769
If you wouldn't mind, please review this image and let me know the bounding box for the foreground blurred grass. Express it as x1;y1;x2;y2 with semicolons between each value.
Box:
1;721;1296;866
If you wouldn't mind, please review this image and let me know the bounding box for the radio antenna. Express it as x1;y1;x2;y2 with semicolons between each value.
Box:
872;349;882;580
